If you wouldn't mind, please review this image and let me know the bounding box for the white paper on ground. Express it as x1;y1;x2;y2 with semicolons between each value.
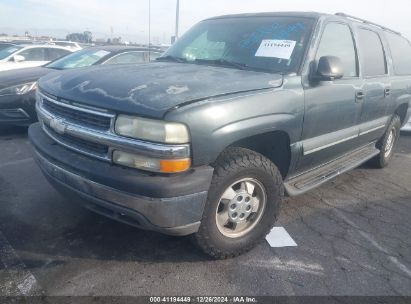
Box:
255;39;296;60
266;227;298;247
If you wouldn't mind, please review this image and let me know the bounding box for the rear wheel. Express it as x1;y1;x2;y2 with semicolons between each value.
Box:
371;115;401;168
193;147;283;259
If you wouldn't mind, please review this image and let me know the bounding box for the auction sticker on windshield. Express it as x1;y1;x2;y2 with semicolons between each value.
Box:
255;39;296;60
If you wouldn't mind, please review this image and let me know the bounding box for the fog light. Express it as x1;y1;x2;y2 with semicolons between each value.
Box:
112;150;190;173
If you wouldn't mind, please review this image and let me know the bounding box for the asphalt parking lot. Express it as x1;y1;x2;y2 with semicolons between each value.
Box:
0;126;410;297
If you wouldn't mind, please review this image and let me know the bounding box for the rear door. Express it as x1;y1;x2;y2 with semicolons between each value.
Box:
46;48;71;61
356;27;391;140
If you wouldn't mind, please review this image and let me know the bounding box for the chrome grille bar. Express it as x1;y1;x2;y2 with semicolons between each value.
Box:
36;92;191;162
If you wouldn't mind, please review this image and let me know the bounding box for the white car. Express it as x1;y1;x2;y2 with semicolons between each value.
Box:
0;45;73;72
401;118;411;131
47;41;83;51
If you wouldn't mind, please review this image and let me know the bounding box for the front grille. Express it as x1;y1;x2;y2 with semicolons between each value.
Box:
44;125;109;158
42;98;111;131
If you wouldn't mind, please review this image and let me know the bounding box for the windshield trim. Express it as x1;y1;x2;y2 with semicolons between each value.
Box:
295;17;319;76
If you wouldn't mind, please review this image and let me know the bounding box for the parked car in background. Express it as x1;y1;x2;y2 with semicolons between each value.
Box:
47;41;83;51
0;45;73;72
0;46;163;126
29;12;411;259
0;42;17;51
401;118;411;131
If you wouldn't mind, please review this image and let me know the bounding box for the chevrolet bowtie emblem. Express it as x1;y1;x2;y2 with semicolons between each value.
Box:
49;118;67;135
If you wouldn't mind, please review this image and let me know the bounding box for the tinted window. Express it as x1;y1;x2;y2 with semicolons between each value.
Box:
0;43;15;51
0;46;23;60
104;51;146;65
18;48;47;61
358;29;386;76
46;49;111;69
316;23;358;77
163;17;315;73
46;48;71;61
385;32;411;75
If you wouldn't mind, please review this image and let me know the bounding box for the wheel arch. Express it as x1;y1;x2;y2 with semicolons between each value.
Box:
216;130;292;179
395;102;409;126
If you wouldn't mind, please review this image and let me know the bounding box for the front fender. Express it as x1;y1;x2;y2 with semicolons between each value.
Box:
165;76;304;166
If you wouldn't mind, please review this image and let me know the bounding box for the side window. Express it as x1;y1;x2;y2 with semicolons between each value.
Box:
149;52;161;61
18;48;47;61
46;48;71;61
104;52;145;65
385;32;411;75
316;23;358;77
357;29;387;77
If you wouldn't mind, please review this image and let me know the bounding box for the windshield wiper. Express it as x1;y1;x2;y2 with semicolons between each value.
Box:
156;55;187;63
194;59;249;70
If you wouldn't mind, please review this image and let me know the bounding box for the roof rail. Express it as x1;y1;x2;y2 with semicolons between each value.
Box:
335;12;401;35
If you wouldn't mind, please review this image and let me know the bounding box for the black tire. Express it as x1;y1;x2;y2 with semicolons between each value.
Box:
193;147;283;259
371;115;401;168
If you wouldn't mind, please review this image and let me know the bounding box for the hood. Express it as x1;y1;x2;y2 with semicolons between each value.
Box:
38;62;283;118
0;66;51;89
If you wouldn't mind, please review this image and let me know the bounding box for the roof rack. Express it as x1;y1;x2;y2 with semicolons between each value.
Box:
335;12;401;35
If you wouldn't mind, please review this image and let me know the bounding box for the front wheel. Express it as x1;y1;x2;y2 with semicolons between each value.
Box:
193;147;283;259
371;115;401;168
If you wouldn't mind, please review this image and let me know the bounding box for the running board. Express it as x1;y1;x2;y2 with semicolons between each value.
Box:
284;143;380;196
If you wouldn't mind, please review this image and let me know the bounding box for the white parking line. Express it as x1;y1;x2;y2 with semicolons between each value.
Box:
0;231;41;296
266;227;297;247
331;202;411;279
0;158;33;169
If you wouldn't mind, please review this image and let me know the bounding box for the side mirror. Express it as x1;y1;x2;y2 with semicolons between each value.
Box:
12;55;25;62
311;56;344;81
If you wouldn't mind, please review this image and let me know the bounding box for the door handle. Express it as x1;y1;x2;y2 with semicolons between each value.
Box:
384;88;391;97
355;91;364;102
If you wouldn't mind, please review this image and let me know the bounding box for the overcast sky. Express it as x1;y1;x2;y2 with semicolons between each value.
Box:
0;0;410;43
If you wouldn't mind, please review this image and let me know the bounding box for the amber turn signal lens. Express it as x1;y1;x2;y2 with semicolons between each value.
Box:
159;158;191;173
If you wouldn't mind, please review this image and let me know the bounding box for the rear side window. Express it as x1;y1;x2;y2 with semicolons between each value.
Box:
357;29;387;77
18;47;47;61
385;32;411;75
46;48;71;61
316;23;358;77
104;52;146;65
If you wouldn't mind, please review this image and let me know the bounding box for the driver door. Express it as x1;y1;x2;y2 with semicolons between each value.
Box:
297;22;364;172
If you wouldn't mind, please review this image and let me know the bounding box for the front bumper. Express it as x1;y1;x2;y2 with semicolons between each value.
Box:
29;123;214;236
0;92;37;126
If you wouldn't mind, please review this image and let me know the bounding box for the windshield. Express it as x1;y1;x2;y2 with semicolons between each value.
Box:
46;48;111;69
162;16;314;73
0;46;23;60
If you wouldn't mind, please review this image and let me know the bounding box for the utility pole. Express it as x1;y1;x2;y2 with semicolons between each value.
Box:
175;0;180;40
148;0;151;47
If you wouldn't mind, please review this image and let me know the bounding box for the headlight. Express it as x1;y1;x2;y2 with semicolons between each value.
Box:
0;82;37;96
115;115;190;144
